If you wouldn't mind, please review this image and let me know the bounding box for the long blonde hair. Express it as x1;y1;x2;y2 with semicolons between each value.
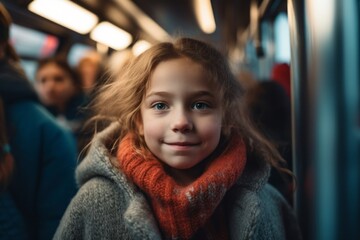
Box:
91;38;291;177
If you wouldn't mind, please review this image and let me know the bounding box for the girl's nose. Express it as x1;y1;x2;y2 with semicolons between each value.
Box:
171;109;193;133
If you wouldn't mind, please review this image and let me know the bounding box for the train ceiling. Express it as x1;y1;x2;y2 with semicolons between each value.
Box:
2;0;286;54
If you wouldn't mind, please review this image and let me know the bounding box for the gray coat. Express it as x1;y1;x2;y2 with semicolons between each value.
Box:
54;123;302;240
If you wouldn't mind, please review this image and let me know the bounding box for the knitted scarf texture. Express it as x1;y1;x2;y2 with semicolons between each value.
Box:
117;134;247;239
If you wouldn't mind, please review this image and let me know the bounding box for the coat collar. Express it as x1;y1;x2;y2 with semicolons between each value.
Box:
77;122;162;239
77;122;270;240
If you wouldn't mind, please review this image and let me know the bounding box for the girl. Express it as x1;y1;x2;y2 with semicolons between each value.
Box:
54;38;301;239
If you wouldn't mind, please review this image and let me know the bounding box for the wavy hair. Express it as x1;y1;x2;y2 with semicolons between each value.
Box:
91;38;291;177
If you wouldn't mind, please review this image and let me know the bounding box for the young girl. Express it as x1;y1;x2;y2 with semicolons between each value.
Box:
54;38;301;239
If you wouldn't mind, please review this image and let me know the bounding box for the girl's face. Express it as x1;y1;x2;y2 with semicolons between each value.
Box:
35;63;76;109
140;57;222;170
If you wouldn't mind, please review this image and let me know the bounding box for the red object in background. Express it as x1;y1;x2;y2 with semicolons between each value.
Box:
271;63;291;97
41;35;58;57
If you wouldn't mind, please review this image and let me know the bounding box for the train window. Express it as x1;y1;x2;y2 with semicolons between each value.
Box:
67;43;95;67
274;13;290;63
10;24;59;58
9;24;59;81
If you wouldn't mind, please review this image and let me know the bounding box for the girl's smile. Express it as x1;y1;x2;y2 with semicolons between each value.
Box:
164;141;201;153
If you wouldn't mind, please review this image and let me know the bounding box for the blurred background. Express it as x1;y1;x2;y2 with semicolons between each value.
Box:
1;0;290;82
1;0;360;239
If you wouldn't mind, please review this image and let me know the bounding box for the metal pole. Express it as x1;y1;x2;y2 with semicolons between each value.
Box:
288;0;360;239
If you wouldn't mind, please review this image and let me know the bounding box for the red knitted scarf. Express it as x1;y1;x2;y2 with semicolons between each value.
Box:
117;134;247;239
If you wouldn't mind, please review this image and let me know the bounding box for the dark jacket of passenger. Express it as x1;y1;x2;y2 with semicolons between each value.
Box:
0;60;78;240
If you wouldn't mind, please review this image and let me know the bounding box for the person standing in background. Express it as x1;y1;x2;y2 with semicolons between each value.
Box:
34;57;88;153
76;51;105;97
0;3;78;239
245;80;294;204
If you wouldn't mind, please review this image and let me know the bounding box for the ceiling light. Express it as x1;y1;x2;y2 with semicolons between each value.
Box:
194;0;216;34
132;40;152;56
28;0;98;34
114;0;169;42
90;22;132;50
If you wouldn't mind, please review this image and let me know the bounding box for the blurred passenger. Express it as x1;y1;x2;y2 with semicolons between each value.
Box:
0;3;77;239
245;80;293;203
75;52;108;159
34;57;87;149
236;69;257;91
77;49;135;159
76;51;106;97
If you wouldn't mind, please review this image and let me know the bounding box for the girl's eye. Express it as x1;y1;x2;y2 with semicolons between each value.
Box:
152;102;168;110
192;102;209;110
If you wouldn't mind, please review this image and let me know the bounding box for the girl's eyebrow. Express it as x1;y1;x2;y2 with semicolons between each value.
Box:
145;91;172;99
145;91;216;99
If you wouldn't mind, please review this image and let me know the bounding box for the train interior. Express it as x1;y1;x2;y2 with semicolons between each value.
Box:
2;0;289;82
1;0;360;239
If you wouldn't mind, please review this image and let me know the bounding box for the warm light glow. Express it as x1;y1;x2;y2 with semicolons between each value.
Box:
28;0;98;34
132;40;152;56
90;22;132;50
194;0;216;34
137;15;169;41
